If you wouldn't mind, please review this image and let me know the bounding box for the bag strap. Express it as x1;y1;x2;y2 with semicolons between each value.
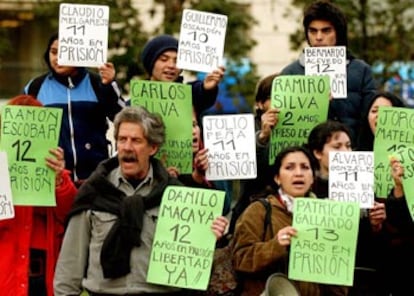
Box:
88;71;102;99
256;198;274;240
26;73;48;97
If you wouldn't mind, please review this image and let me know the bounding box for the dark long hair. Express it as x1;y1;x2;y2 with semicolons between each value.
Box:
43;33;58;70
357;91;406;151
306;120;352;169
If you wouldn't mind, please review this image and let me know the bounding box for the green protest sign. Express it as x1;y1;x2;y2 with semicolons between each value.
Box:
269;75;329;165
289;198;359;286
130;80;193;174
147;186;225;290
373;106;414;198
0;106;62;206
389;148;414;221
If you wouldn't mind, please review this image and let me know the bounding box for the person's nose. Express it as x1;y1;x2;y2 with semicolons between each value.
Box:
166;58;176;68
316;31;323;40
122;139;133;150
294;167;304;176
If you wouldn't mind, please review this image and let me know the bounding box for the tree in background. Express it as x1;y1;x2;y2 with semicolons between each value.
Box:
285;0;414;86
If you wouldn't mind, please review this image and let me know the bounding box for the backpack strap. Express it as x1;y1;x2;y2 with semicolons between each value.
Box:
88;71;102;98
256;198;274;240
26;73;48;98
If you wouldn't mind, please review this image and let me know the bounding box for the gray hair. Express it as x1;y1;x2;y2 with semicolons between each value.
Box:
113;106;165;146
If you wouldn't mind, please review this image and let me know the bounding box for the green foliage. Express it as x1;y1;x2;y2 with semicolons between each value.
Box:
287;0;414;84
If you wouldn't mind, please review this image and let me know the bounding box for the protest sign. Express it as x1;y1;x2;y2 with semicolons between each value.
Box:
329;151;374;208
289;198;359;286
305;46;347;98
203;114;256;180
0;152;14;220
0;106;62;206
130;80;193;174
269;75;330;164
373;106;414;197
58;3;109;67
177;9;227;73
147;186;225;290
388;148;414;220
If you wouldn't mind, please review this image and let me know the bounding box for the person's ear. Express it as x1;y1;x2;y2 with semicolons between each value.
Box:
313;149;323;161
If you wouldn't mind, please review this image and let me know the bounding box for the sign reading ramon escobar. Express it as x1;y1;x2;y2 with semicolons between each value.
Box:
58;3;109;67
147;186;225;290
289;198;359;286
0;106;62;206
177;9;227;73
269;75;330;165
130;80;193;174
0;152;14;220
203;114;256;180
304;46;347;98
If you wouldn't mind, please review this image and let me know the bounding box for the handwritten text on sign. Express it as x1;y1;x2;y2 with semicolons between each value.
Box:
374;106;414;197
289;198;359;286
203;114;256;180
269;75;330;164
329;151;374;208
0;152;14;220
58;3;109;67
0;106;62;206
177;9;227;73
130;80;193;174
392;148;414;221
305;46;347;98
147;186;225;290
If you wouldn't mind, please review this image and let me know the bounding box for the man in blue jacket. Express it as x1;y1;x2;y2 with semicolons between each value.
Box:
280;1;377;145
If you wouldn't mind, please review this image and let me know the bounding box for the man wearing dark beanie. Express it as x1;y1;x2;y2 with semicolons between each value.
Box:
140;34;225;116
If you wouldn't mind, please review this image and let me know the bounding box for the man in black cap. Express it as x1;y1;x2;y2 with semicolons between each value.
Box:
141;34;225;115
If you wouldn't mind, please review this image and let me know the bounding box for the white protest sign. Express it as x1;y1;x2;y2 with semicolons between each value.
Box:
304;46;347;98
58;3;109;67
177;9;227;73
0;152;15;220
203;114;256;180
329;151;374;208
